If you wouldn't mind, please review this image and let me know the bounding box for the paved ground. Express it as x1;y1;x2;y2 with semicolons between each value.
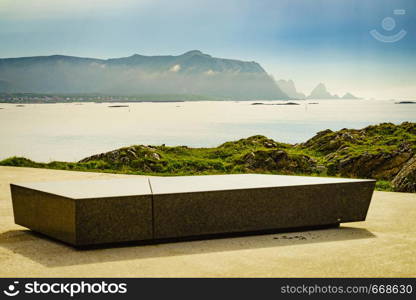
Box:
0;166;415;277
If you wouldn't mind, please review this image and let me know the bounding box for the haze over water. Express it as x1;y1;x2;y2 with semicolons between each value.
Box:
0;100;415;162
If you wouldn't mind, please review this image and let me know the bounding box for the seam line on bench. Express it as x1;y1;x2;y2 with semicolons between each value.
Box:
148;178;155;239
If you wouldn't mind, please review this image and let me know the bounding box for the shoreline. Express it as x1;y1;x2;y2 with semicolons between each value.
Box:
0;99;400;104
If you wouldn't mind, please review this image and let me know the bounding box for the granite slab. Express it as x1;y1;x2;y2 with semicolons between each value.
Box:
10;174;376;246
11;178;153;246
150;174;375;239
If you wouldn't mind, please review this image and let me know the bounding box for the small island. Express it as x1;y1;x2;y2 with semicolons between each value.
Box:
251;102;300;106
395;101;416;104
108;105;129;108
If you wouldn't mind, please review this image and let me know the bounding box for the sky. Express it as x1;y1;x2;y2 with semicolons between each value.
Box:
0;0;415;99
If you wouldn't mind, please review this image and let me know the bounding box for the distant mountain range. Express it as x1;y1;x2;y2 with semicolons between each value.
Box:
306;83;359;99
0;50;287;100
276;80;359;100
0;50;361;100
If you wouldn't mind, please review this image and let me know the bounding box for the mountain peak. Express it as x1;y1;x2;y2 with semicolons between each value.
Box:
342;92;360;99
181;50;208;57
308;83;338;99
276;79;305;99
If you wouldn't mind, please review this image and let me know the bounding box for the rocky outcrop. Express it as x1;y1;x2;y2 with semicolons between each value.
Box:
392;155;416;192
79;145;164;172
301;128;361;154
239;149;317;174
325;144;413;180
301;123;416;182
219;135;283;149
80;145;161;163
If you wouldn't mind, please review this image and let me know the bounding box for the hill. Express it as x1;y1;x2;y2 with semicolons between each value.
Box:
1;122;415;192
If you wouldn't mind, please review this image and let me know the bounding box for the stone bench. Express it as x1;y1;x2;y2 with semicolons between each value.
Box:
10;174;375;246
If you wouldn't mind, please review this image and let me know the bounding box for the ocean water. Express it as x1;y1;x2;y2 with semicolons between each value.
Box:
0;100;415;162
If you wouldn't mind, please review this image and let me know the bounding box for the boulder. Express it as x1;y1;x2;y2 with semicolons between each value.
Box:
326;148;413;180
301;129;363;154
392;155;416;193
240;149;317;174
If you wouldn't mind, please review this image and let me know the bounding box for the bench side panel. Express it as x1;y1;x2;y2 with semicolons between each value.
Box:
75;195;153;246
153;181;375;239
10;184;76;244
335;181;375;223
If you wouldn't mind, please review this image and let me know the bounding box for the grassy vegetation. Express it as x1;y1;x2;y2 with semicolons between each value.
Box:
375;180;394;192
0;136;299;176
1;122;415;192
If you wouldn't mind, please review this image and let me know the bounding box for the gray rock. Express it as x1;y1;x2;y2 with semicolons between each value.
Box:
392;155;416;193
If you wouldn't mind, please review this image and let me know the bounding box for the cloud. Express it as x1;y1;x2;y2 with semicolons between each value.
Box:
169;64;181;72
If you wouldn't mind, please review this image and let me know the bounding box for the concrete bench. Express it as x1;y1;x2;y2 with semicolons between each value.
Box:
10;174;375;246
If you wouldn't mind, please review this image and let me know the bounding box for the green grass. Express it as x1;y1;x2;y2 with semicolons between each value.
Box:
375;180;394;192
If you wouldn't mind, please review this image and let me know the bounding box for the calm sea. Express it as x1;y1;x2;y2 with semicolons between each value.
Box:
0;100;415;162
